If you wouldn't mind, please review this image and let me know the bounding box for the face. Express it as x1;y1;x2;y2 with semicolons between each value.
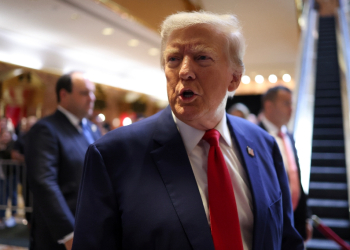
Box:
62;73;96;119
231;110;245;119
269;90;292;127
164;24;240;130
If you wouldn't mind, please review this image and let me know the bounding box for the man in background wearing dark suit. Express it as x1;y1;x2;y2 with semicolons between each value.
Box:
25;72;101;250
259;86;313;243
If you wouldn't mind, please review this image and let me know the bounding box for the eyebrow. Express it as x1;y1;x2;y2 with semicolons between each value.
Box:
163;44;217;60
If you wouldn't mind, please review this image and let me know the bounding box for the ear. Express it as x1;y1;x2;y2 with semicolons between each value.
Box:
228;73;242;92
59;89;68;102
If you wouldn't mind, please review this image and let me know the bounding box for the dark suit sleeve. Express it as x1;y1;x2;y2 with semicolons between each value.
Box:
272;140;304;249
72;144;122;250
25;123;75;241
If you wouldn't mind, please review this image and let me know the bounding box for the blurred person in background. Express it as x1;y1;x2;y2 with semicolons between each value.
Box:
228;102;250;119
25;72;101;250
259;86;313;243
11;116;38;162
11;116;38;227
0;118;17;229
72;11;303;250
228;102;258;124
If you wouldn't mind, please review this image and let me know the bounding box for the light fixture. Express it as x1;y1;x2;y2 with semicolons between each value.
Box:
282;74;291;83
102;28;114;36
128;39;139;47
98;113;106;122
241;75;250;84
268;74;278;83
255;75;264;84
122;117;132;126
298;17;305;29
148;48;159;56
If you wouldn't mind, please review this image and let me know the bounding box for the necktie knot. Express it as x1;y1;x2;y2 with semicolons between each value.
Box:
202;129;220;147
277;131;284;139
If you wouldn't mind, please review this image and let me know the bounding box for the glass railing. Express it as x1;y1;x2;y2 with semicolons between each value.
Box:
336;0;350;215
291;0;318;194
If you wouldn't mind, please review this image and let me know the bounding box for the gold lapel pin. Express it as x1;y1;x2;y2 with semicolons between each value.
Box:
246;146;254;157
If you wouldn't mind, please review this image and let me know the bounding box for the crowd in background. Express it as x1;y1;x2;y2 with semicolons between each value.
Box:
0;114;110;230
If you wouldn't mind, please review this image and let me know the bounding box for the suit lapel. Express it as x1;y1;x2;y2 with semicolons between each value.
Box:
226;115;269;250
54;110;90;149
151;107;214;250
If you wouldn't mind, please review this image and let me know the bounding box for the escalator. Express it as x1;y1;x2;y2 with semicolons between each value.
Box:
305;16;350;250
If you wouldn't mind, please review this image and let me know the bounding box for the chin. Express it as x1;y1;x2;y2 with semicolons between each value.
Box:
174;106;202;122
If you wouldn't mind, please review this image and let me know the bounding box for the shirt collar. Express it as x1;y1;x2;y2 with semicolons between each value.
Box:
261;114;287;134
172;111;232;153
57;105;83;128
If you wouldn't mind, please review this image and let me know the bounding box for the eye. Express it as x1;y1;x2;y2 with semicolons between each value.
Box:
197;55;209;60
166;55;181;68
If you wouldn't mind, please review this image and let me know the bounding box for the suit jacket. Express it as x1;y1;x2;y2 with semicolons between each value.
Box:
258;121;310;240
25;110;101;250
72;106;303;250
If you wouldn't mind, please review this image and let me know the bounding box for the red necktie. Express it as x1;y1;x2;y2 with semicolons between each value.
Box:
203;129;244;250
277;131;301;210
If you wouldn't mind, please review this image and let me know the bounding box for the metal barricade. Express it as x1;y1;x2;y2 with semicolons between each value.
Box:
0;160;32;222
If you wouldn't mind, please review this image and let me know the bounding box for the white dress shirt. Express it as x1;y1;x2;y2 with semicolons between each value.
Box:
57;105;83;133
172;112;254;250
260;115;296;173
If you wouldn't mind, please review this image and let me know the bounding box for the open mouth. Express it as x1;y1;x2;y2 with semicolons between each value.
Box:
181;90;195;99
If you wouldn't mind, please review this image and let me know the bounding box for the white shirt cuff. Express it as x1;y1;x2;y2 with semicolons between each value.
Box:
57;232;74;244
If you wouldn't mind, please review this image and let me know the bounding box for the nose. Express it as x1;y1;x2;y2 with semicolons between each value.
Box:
179;56;195;80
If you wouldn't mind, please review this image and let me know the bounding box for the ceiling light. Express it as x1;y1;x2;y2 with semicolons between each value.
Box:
148;48;159;56
268;74;278;83
282;74;291;82
255;75;264;84
122;117;132;126
102;28;114;36
98;113;105;122
128;39;139;47
241;75;250;84
0;51;43;70
298;17;305;29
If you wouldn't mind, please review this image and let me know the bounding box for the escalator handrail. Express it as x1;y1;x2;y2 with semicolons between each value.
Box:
336;0;350;219
292;0;318;194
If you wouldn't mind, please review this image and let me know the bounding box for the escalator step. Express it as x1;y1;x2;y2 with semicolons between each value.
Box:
309;182;348;199
312;140;344;147
307;238;350;250
311;152;345;166
310;167;347;182
314;98;341;106
314;90;340;98
313;117;343;126
313;128;343;135
312;140;344;152
314;107;342;116
307;199;349;218
315;77;340;82
312;218;350;240
312;152;345;160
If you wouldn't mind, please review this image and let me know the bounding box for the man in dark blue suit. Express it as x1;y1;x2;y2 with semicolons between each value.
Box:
259;86;313;243
73;12;304;250
25;72;101;250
